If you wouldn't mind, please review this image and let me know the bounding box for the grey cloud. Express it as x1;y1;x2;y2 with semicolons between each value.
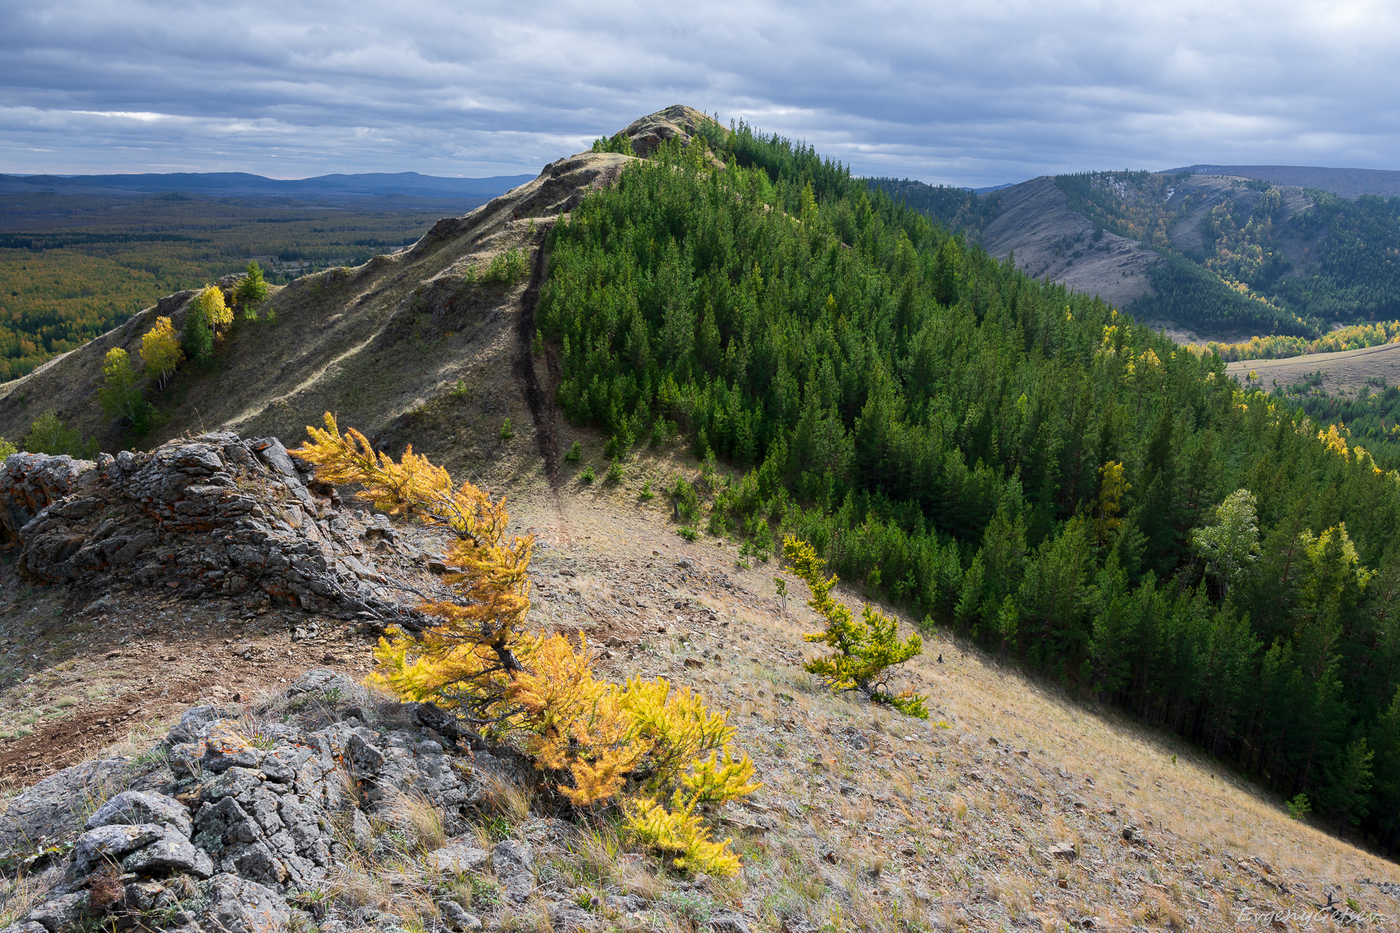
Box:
1;0;1397;185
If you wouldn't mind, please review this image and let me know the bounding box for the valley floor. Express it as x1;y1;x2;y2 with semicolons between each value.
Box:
1225;341;1400;395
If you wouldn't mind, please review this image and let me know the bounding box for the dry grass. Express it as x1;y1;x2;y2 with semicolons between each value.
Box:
380;785;447;852
474;767;534;825
0;867;59;928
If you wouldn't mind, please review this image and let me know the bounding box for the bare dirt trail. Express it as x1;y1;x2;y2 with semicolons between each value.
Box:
514;226;561;489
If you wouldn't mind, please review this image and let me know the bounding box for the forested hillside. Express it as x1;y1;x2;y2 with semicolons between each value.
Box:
879;170;1400;348
864;178;999;241
539;125;1400;851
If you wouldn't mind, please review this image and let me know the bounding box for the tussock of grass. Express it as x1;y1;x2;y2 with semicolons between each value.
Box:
381;785;447;853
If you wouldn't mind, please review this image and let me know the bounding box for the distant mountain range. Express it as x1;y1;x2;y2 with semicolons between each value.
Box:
0;171;536;201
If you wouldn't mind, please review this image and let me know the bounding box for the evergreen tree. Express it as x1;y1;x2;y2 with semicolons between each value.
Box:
234;260;269;315
183;307;213;365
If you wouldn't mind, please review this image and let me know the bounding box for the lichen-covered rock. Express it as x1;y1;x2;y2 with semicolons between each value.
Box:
0;758;128;854
0;453;94;541
0;432;398;615
428;838;490;874
490;838;535;901
0;921;50;933
85;790;192;838
3;676;554;932
121;828;214;877
72;823;167;874
437;900;483;932
23;891;91;933
194;873;290;933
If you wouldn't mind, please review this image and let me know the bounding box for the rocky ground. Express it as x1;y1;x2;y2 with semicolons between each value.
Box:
3;428;1399;933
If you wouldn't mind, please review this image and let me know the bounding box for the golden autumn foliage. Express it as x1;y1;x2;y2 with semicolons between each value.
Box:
294;413;757;874
139;315;183;385
194;284;233;328
1093;460;1131;546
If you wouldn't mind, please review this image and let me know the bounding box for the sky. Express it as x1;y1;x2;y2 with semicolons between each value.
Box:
2;0;1397;188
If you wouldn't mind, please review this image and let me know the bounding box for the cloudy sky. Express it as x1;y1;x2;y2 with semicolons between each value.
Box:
2;0;1396;187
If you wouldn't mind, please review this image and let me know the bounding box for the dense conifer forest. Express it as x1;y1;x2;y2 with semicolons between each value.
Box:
538;125;1400;850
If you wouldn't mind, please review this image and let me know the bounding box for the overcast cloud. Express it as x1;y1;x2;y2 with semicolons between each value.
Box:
1;0;1397;186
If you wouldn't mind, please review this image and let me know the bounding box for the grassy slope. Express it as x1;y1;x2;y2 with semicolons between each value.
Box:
0;152;633;469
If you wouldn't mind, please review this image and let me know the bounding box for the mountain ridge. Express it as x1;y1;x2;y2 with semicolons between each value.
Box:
1163;164;1400;199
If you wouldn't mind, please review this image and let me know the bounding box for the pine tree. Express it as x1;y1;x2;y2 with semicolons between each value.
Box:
1320;737;1374;828
234;261;269;316
183;309;213;365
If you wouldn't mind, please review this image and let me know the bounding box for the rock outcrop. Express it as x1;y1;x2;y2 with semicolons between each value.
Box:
0;671;556;933
619;105;725;158
0;432;400;616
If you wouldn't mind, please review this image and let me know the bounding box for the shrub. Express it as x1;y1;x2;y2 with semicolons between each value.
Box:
294;414;757;874
0;437;16;460
781;535;928;718
564;441;582;462
669;476;700;523
500;418;515;440
22;411;98;460
580;465;595;484
483;249;528;286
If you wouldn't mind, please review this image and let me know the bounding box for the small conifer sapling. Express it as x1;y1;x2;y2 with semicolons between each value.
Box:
782;535;928;718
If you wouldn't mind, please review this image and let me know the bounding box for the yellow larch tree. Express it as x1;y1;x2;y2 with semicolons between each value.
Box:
294;413;757;875
782;535;927;718
139;316;183;387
